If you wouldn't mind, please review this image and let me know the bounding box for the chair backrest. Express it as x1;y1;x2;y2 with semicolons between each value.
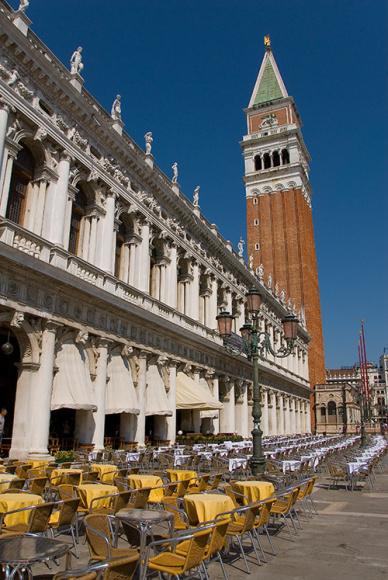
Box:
15;464;33;478
198;475;211;492
27;468;46;479
206;518;229;557
131;488;150;508
223;484;239;507
56;498;80;527
85;514;113;560
305;476;317;497
162;498;188;531
236;504;260;533
64;472;82;486
82;472;99;483
183;526;213;573
254;499;275;528
58;484;77;501
28;502;55;533
28;477;48;496
113;491;132;514
209;473;223;490
7;478;25;490
163;481;178;496
176;478;191;498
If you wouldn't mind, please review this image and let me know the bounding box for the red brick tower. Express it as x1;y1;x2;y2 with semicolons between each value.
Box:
242;37;325;428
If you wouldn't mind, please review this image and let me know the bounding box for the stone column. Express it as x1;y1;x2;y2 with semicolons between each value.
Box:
134;351;148;446
92;339;111;451
290;398;296;434
192;368;201;432
43;153;71;246
190;261;200;320
269;391;277;435
306;401;311;433
278;394;285;435
99;192;116;274
137;220;150;292
166;361;177;444
0;146;19;216
219;379;235;433
9;361;40;459
209;276;218;330
262;388;269;436
28;321;62;458
167;243;177;308
295;399;301;433
284;396;291;434
235;382;249;438
0;101;10;189
212;375;220;434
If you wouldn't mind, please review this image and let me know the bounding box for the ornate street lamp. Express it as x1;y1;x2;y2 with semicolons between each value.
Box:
216;287;299;477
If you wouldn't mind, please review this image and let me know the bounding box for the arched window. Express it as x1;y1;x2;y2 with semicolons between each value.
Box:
281;148;290;164
253;197;258;205
6;145;36;226
327;401;337;415
69;186;87;256
320;406;326;418
272;150;280;167
263;152;271;169
254;155;262;171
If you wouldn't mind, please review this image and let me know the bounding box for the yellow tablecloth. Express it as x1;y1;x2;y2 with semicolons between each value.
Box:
50;468;83;485
184;493;235;524
128;474;163;503
0;493;43;527
30;460;52;469
167;469;197;483
0;473;18;493
77;483;118;510
91;464;118;483
167;469;197;495
232;481;275;505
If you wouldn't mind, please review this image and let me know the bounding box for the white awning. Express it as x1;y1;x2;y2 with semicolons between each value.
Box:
51;341;97;411
176;372;223;410
106;353;140;415
145;364;172;416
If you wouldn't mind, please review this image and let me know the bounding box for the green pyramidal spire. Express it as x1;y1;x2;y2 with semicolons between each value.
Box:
249;38;289;107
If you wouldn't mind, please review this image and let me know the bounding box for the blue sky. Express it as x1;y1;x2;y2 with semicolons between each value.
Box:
12;0;387;367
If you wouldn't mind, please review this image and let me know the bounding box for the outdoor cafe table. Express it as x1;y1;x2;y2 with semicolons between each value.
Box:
127;474;164;503
0;535;71;579
0;473;17;493
115;508;174;580
232;481;275;505
50;468;83;485
90;463;118;483
166;469;197;496
184;493;235;525
0;492;43;527
77;483;118;510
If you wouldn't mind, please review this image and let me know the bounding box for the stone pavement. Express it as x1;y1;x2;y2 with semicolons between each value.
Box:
31;464;388;579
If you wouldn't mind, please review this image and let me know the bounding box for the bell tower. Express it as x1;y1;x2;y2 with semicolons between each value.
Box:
242;37;325;426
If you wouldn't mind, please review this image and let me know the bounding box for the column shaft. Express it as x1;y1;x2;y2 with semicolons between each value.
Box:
28;322;60;458
92;341;110;451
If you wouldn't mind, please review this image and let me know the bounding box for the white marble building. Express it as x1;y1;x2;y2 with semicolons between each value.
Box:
0;1;311;459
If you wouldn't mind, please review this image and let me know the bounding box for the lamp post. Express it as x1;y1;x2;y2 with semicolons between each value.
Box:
216;288;299;477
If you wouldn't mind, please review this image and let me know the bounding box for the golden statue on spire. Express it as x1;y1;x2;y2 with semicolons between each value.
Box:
264;34;271;49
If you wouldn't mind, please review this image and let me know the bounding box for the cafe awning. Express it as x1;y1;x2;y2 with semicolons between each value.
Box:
176;372;223;411
106;353;140;415
145;364;172;416
51;341;97;411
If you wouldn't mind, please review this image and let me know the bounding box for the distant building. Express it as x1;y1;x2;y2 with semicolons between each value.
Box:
314;382;361;435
